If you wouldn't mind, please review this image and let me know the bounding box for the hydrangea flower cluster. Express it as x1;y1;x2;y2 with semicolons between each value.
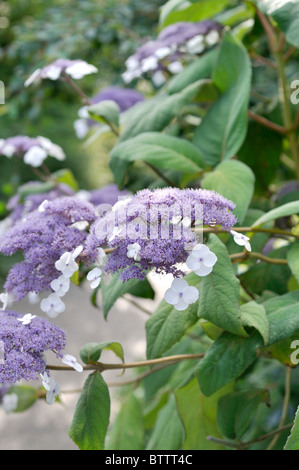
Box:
0;135;65;167
24;58;98;87
74;86;144;139
0;310;66;384
88;187;237;283
0;197;99;302
122;20;223;85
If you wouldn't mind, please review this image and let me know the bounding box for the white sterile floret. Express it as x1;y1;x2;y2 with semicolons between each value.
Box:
55;246;82;278
62;354;83;372
38;199;49;213
37;136;65;161
24;68;41;87
164;278;199;311
0;292;9;311
50;275;70;297
45;65;62;80
205;30;220;46
40;372;51;391
140;56;158;73
1;143;15;157
167;61;184;74
2;393;18;413
40;293;65;318
46;376;60;405
86;267;102;289
186;35;205;54
127;243;141;261
154;46;172;59
186;243;218;276
230;230;252;252
17;313;36;325
23;146;48;167
65;61;98;79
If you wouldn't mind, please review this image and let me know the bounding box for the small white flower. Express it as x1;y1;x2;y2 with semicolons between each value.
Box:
230;230;252;252
121;69;142;83
125;56;139;71
140;56;158;73
46;377;60;405
186;243;218;276
186;35;205;54
17;313;36;325
167;61;184;74
205;30;220;46
152;70;166;87
95;247;106;267
40;372;51;391
24;68;41;87
0;292;9;311
87;267;102;289
38;199;49;213
37;136;65;161
54;246;82;278
62;354;83;372
74;119;89;139
23;145;48;167
50;275;70;297
40;293;65;318
65;61;98;79
127;243;141;261
1;143;16;158
154;46;172;59
45;65;62;80
2;393;18;413
164;278;199;311
71;220;89;231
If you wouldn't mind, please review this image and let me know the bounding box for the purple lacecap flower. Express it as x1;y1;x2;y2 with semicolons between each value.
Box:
87;187;237;282
24;58;98;87
0;197;99;300
0;310;66;384
87;184;130;207
122;20;223;83
0;135;65;165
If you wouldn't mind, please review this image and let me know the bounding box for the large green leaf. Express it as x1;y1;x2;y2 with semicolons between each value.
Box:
119;81;203;142
175;377;234;450
145;394;184;450
198;234;247;336
217;389;270;440
161;0;234;27
201;160;255;224
146;273;200;359
193;30;251;167
101;273;155;319
106;394;144;450
284;405;299;450
110;132;204;187
80;341;124;365
69;372;110;450
252;201;299;227
240;301;269;346
257;0;299;48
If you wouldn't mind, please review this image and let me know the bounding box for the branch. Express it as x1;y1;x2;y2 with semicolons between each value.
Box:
230;251;288;265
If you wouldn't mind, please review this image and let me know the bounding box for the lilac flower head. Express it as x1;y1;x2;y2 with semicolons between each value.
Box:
88;187;236;282
74;87;144;139
25;59;98;87
0;197;98;300
0;310;66;384
85;184;130;207
122;20;223;84
0;135;65;167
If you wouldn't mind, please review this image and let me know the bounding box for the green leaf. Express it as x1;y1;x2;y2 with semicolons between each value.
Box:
119;80;204;142
257;0;299;49
87;100;120;129
69;372;110;450
252;201;299;227
80;341;124;365
263;291;299;345
17;180;56;202
196;332;262;396
287;242;299;283
201;160;255;224
52;168;79;191
106;394;144;450
193;30;251;167
145;394;184;450
101;273;155;319
284;405;299;450
110;132;204;186
198;234;247;337
240;301;269;346
146;273;200;359
217;389;270;440
161;0;233;27
166;47;219;95
175;377;234;450
8;385;38;412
